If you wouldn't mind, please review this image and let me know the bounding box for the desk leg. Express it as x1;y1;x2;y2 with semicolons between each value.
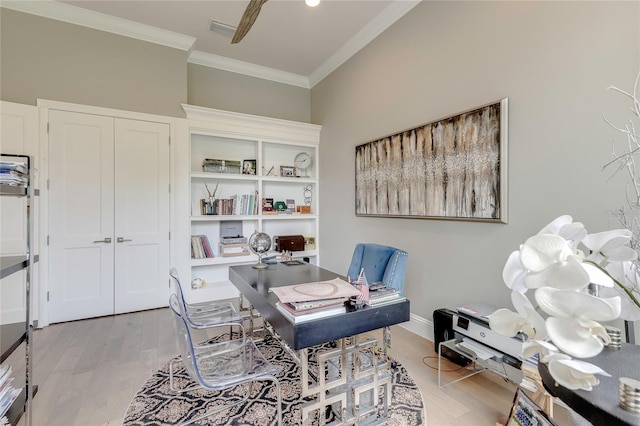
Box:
238;294;264;341
300;336;391;425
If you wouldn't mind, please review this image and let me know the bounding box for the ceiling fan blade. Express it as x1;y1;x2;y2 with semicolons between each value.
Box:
232;0;269;44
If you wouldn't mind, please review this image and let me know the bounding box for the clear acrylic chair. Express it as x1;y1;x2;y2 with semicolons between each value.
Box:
168;294;282;425
170;267;245;338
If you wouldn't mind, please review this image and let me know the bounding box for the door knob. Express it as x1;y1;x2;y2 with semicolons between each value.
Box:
93;237;112;243
117;237;132;243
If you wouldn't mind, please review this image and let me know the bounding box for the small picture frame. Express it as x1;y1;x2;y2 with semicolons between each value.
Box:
280;166;295;177
242;159;256;175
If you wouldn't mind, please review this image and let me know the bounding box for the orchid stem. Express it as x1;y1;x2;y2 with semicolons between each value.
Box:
583;259;640;309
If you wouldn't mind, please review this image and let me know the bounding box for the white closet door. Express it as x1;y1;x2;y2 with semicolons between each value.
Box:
113;119;170;313
48;110;115;323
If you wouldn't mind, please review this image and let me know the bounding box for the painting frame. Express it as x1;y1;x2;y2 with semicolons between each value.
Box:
355;98;508;223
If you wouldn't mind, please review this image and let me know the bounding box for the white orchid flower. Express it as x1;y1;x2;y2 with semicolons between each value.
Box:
582;262;615;287
537;215;587;250
489;291;547;341
599;261;640;321
535;287;621;358
521;340;558;361
520;234;590;290
582;229;636;264
537;215;573;235
546;353;611;391
502;250;527;293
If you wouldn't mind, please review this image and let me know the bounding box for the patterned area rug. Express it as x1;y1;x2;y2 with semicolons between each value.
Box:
124;333;425;425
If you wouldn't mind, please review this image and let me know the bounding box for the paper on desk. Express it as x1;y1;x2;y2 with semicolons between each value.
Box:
270;277;360;303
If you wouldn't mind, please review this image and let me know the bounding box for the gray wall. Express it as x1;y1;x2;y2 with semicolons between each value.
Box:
0;9;187;117
188;64;311;122
0;9;310;122
312;1;640;323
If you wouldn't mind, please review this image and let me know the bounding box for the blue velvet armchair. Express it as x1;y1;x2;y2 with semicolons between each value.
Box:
347;243;408;292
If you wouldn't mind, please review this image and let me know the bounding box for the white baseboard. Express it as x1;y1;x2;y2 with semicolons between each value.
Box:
399;312;434;342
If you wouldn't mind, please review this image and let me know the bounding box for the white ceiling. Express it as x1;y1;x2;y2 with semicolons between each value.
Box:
3;0;421;88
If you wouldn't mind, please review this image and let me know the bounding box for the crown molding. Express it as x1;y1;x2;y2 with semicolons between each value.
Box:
2;0;419;88
308;0;421;87
188;51;311;89
182;104;321;145
1;0;196;52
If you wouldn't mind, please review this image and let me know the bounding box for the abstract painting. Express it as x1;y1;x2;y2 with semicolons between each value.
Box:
355;99;508;222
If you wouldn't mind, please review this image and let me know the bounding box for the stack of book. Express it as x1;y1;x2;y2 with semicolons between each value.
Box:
191;235;214;259
270;278;364;323
0;365;21;423
276;298;347;323
366;287;405;306
201;192;260;216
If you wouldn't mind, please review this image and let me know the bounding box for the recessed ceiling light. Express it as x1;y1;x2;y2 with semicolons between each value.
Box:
305;0;320;7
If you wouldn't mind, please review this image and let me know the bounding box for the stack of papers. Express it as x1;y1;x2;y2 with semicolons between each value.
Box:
0;161;28;187
276;302;346;323
0;365;21;420
366;287;405;306
270;278;360;304
271;278;360;323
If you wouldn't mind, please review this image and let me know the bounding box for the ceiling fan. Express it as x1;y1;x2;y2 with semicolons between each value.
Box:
231;0;269;44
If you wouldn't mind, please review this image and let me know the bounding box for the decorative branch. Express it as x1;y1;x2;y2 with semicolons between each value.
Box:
602;72;640;273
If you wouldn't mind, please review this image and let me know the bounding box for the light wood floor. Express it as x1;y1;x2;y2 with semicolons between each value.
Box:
7;308;566;426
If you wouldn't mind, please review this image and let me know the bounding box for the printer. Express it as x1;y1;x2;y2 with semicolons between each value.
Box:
452;303;525;383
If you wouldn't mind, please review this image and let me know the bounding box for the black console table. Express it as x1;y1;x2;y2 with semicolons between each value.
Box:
539;343;640;425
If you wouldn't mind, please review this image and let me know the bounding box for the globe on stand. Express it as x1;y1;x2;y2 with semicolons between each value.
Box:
249;231;271;269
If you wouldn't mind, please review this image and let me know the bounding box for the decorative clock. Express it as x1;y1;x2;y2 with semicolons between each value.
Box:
294;152;313;177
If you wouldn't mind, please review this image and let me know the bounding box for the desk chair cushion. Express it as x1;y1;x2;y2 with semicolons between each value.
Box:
347;243;408;293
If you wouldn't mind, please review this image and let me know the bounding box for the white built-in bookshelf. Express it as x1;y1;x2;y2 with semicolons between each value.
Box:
180;105;321;302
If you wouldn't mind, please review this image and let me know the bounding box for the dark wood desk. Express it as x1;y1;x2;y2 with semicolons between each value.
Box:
229;262;411;425
229;263;410;350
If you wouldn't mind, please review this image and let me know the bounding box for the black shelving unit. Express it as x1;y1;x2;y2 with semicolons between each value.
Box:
0;154;33;426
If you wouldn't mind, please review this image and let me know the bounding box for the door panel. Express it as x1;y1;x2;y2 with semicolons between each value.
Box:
114;119;170;313
48;110;114;323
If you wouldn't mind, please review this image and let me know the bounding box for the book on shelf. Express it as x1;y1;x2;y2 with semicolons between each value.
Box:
276;302;346;323
201;191;260;216
191;235;214;259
